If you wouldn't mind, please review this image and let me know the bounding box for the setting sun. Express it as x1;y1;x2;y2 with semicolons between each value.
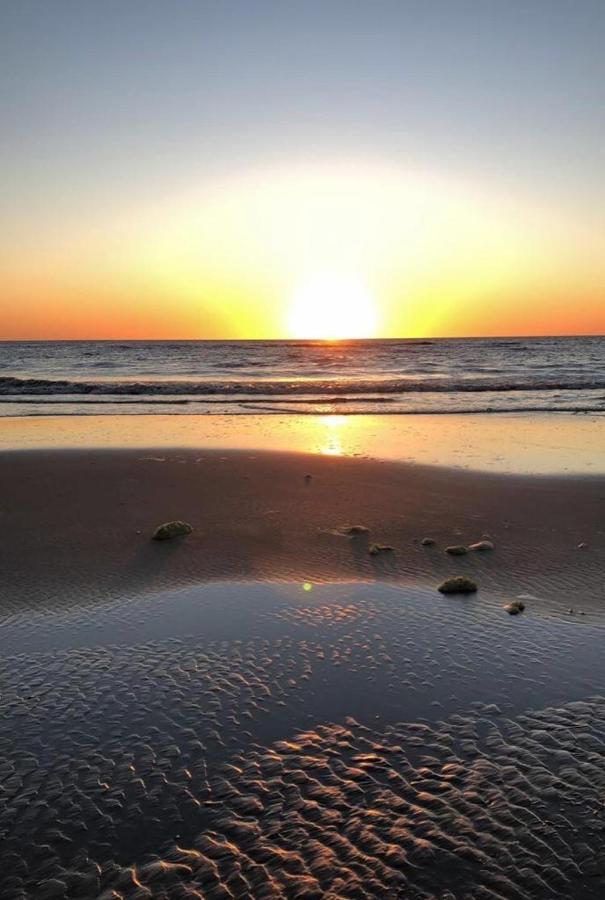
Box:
286;273;378;340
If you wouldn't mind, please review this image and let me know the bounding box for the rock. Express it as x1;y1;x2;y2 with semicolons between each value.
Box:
445;545;468;556
369;543;395;556
344;525;369;535
438;576;478;594
469;540;494;551
420;537;436;546
577;542;588;549
152;521;193;541
504;600;525;615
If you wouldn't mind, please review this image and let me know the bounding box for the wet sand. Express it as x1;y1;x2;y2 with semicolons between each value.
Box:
2;411;605;475
1;447;605;898
2;580;605;898
1;447;604;617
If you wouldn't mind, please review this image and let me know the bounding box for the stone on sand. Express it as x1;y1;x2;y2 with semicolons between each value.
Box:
504;600;525;615
152;521;193;541
345;525;370;535
420;537;436;546
438;576;478;594
469;540;494;551
445;545;468;556
369;543;395;555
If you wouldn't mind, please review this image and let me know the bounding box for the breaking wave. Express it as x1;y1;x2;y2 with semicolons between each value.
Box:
2;374;605;397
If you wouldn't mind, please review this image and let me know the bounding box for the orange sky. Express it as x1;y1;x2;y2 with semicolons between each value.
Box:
3;4;604;340
2;161;603;340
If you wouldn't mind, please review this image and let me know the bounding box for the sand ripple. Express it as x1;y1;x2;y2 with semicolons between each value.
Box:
0;582;604;898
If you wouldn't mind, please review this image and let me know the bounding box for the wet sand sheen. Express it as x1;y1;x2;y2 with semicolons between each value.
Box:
3;412;605;475
1;448;605;897
1;582;605;898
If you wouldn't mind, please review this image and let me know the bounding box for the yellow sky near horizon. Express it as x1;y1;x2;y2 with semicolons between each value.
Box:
3;161;604;340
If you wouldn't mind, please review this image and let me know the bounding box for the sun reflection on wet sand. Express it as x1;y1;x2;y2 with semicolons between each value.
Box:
1;412;605;474
318;415;346;456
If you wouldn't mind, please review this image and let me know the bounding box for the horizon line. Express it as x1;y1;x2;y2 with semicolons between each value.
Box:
0;333;603;344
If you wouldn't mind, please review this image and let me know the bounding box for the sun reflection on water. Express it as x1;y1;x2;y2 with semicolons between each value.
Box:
318;415;347;456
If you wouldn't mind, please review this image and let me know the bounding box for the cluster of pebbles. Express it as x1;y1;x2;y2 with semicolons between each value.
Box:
1;581;604;898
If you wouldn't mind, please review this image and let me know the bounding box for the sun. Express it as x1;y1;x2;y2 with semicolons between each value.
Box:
286;272;378;339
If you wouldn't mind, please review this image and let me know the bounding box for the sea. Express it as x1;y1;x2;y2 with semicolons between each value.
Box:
1;336;604;417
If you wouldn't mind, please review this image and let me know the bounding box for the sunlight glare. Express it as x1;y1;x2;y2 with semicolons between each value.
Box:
287;272;378;340
318;414;346;456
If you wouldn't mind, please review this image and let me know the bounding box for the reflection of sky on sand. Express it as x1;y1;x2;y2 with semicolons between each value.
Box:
2;580;604;717
1;411;605;474
3;579;605;896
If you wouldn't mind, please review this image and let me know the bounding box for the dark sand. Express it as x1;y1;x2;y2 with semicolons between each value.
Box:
1;448;605;898
1;448;604;616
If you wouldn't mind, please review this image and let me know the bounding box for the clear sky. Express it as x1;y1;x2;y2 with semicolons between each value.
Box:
1;0;603;339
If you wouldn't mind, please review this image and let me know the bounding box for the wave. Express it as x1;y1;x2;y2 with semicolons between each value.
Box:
3;375;605;397
3;404;605;418
0;395;395;406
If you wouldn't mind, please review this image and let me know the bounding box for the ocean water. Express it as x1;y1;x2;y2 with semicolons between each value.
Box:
1;335;604;416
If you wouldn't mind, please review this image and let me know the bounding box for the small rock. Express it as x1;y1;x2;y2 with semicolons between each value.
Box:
504;600;525;615
445;545;468;556
568;608;575;615
152;521;193;541
420;537;436;546
304;474;312;483
344;525;369;535
577;542;588;549
369;543;395;556
438;576;477;594
469;540;494;551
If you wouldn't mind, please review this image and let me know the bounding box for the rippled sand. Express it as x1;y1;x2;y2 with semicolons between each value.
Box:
2;581;605;898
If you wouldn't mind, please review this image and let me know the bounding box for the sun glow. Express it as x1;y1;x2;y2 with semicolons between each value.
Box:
286;272;378;340
4;159;604;339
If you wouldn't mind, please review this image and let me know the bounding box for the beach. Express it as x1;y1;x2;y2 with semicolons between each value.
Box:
4;0;605;893
1;415;605;898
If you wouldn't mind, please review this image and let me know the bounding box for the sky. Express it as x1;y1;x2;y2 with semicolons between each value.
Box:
1;0;604;339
